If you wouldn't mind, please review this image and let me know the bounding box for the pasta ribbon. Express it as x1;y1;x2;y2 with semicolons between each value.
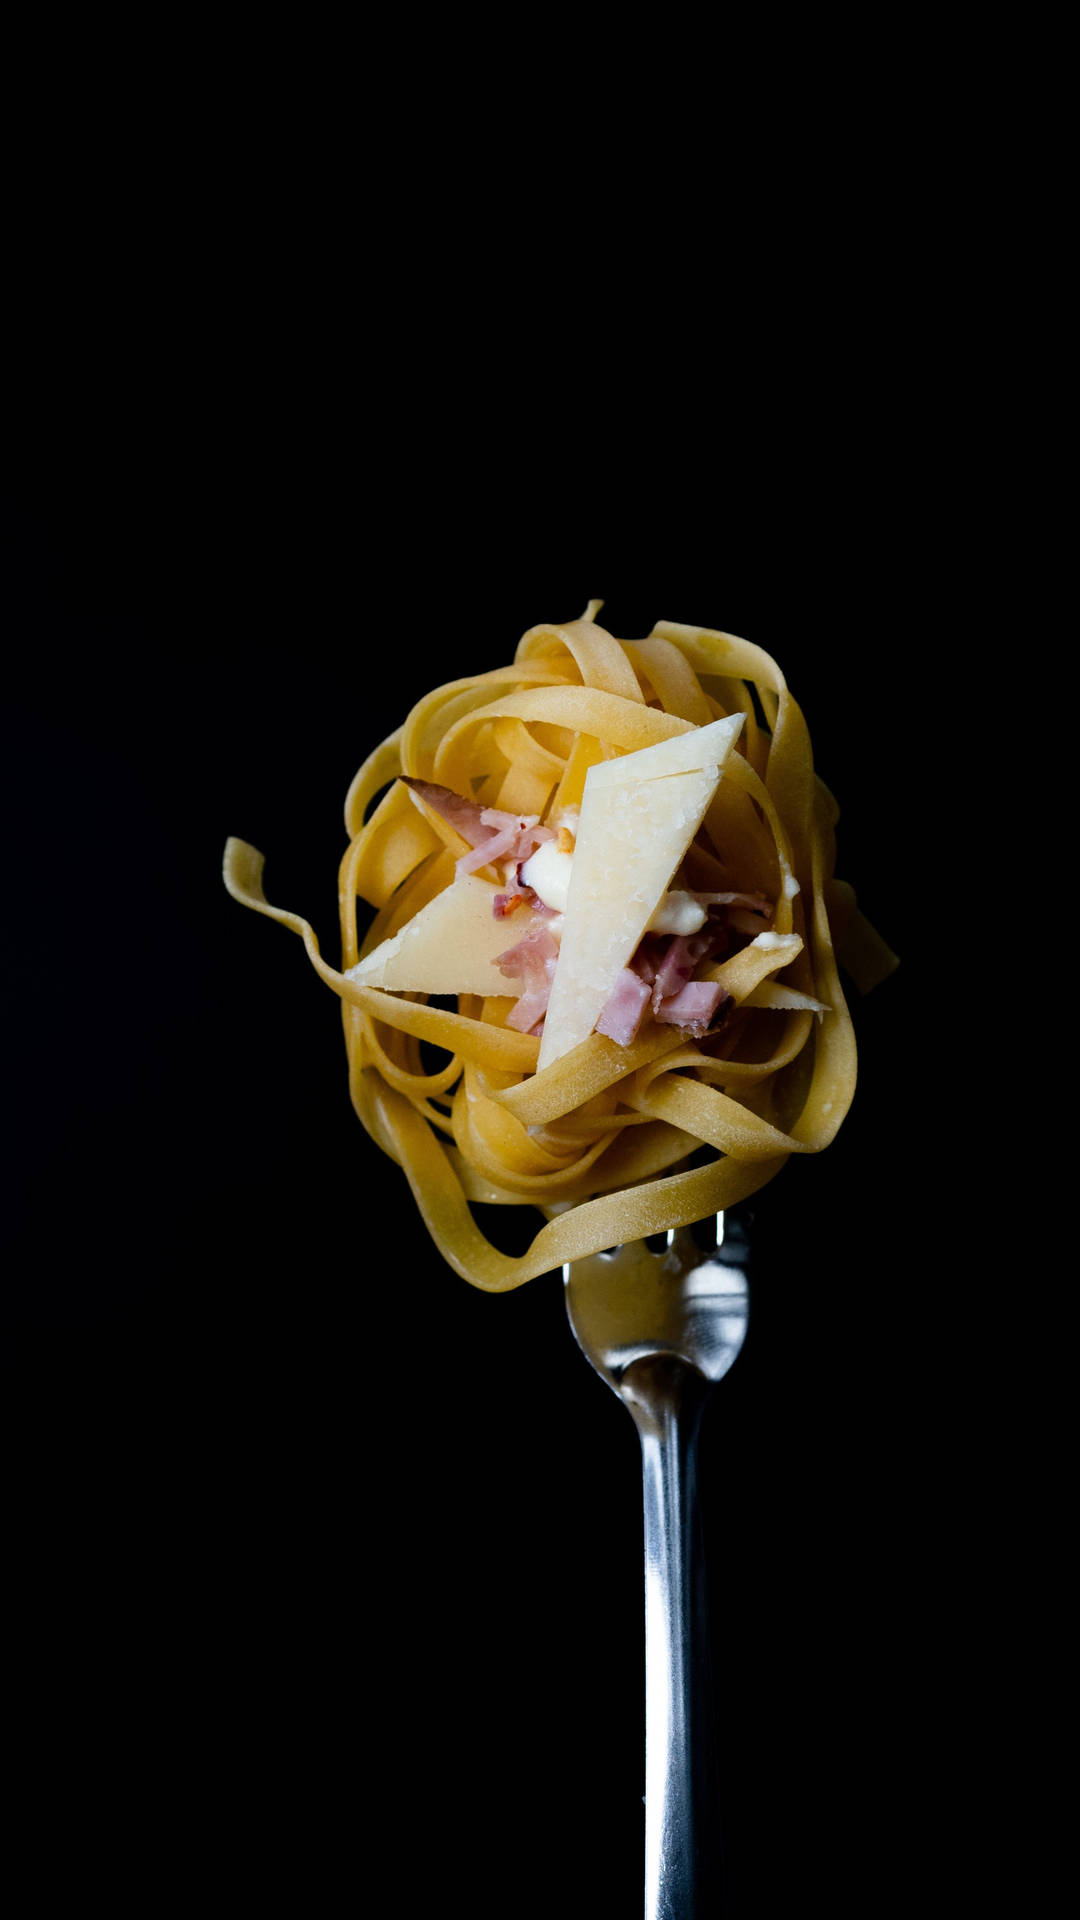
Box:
224;604;896;1289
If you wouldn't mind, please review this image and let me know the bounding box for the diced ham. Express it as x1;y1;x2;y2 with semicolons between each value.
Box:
596;969;652;1046
514;824;556;862
611;924;733;1041
456;822;527;877
495;919;560;980
505;984;553;1032
456;810;550;879
653;982;730;1035
401;777;548;882
651;932;715;1010
401;776;498;848
480;805;535;832
495;920;560;1033
603;921;733;1044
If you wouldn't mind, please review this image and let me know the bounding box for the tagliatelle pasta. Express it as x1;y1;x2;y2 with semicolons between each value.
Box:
224;602;896;1291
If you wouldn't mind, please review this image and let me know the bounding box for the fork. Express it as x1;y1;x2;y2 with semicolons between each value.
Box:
563;1210;751;1919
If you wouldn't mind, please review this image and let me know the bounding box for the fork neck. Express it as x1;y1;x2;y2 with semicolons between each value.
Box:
621;1355;720;1920
621;1352;709;1444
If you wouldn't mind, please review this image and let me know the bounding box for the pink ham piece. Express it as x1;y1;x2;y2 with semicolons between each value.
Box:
400;777;550;882
400;776;499;848
650;931;716;1010
653;981;730;1035
514;824;556;863
495;920;560;1034
619;924;733;1039
596;969;652;1046
456;809;542;879
504;986;551;1034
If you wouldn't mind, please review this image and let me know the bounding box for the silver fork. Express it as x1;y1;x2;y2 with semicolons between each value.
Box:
563;1210;751;1920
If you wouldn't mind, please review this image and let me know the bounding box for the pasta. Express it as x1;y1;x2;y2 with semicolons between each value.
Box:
224;602;896;1291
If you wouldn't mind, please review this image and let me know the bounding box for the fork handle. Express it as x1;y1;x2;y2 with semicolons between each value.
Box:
623;1355;720;1920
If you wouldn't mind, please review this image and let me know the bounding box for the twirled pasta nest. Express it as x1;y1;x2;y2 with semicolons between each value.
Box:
225;603;895;1289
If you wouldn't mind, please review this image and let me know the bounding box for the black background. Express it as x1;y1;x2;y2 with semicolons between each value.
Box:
3;398;926;1914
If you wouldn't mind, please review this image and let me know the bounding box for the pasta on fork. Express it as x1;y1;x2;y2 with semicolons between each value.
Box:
225;601;896;1290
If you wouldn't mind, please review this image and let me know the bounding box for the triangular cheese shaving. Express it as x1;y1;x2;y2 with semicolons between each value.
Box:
346;875;517;997
537;714;744;1070
585;712;744;787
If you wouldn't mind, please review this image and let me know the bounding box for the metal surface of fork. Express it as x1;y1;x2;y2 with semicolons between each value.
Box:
563;1212;750;1920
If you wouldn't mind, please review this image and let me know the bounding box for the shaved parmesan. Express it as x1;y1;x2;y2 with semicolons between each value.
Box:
586;712;744;787
537;713;744;1070
346;875;517;996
